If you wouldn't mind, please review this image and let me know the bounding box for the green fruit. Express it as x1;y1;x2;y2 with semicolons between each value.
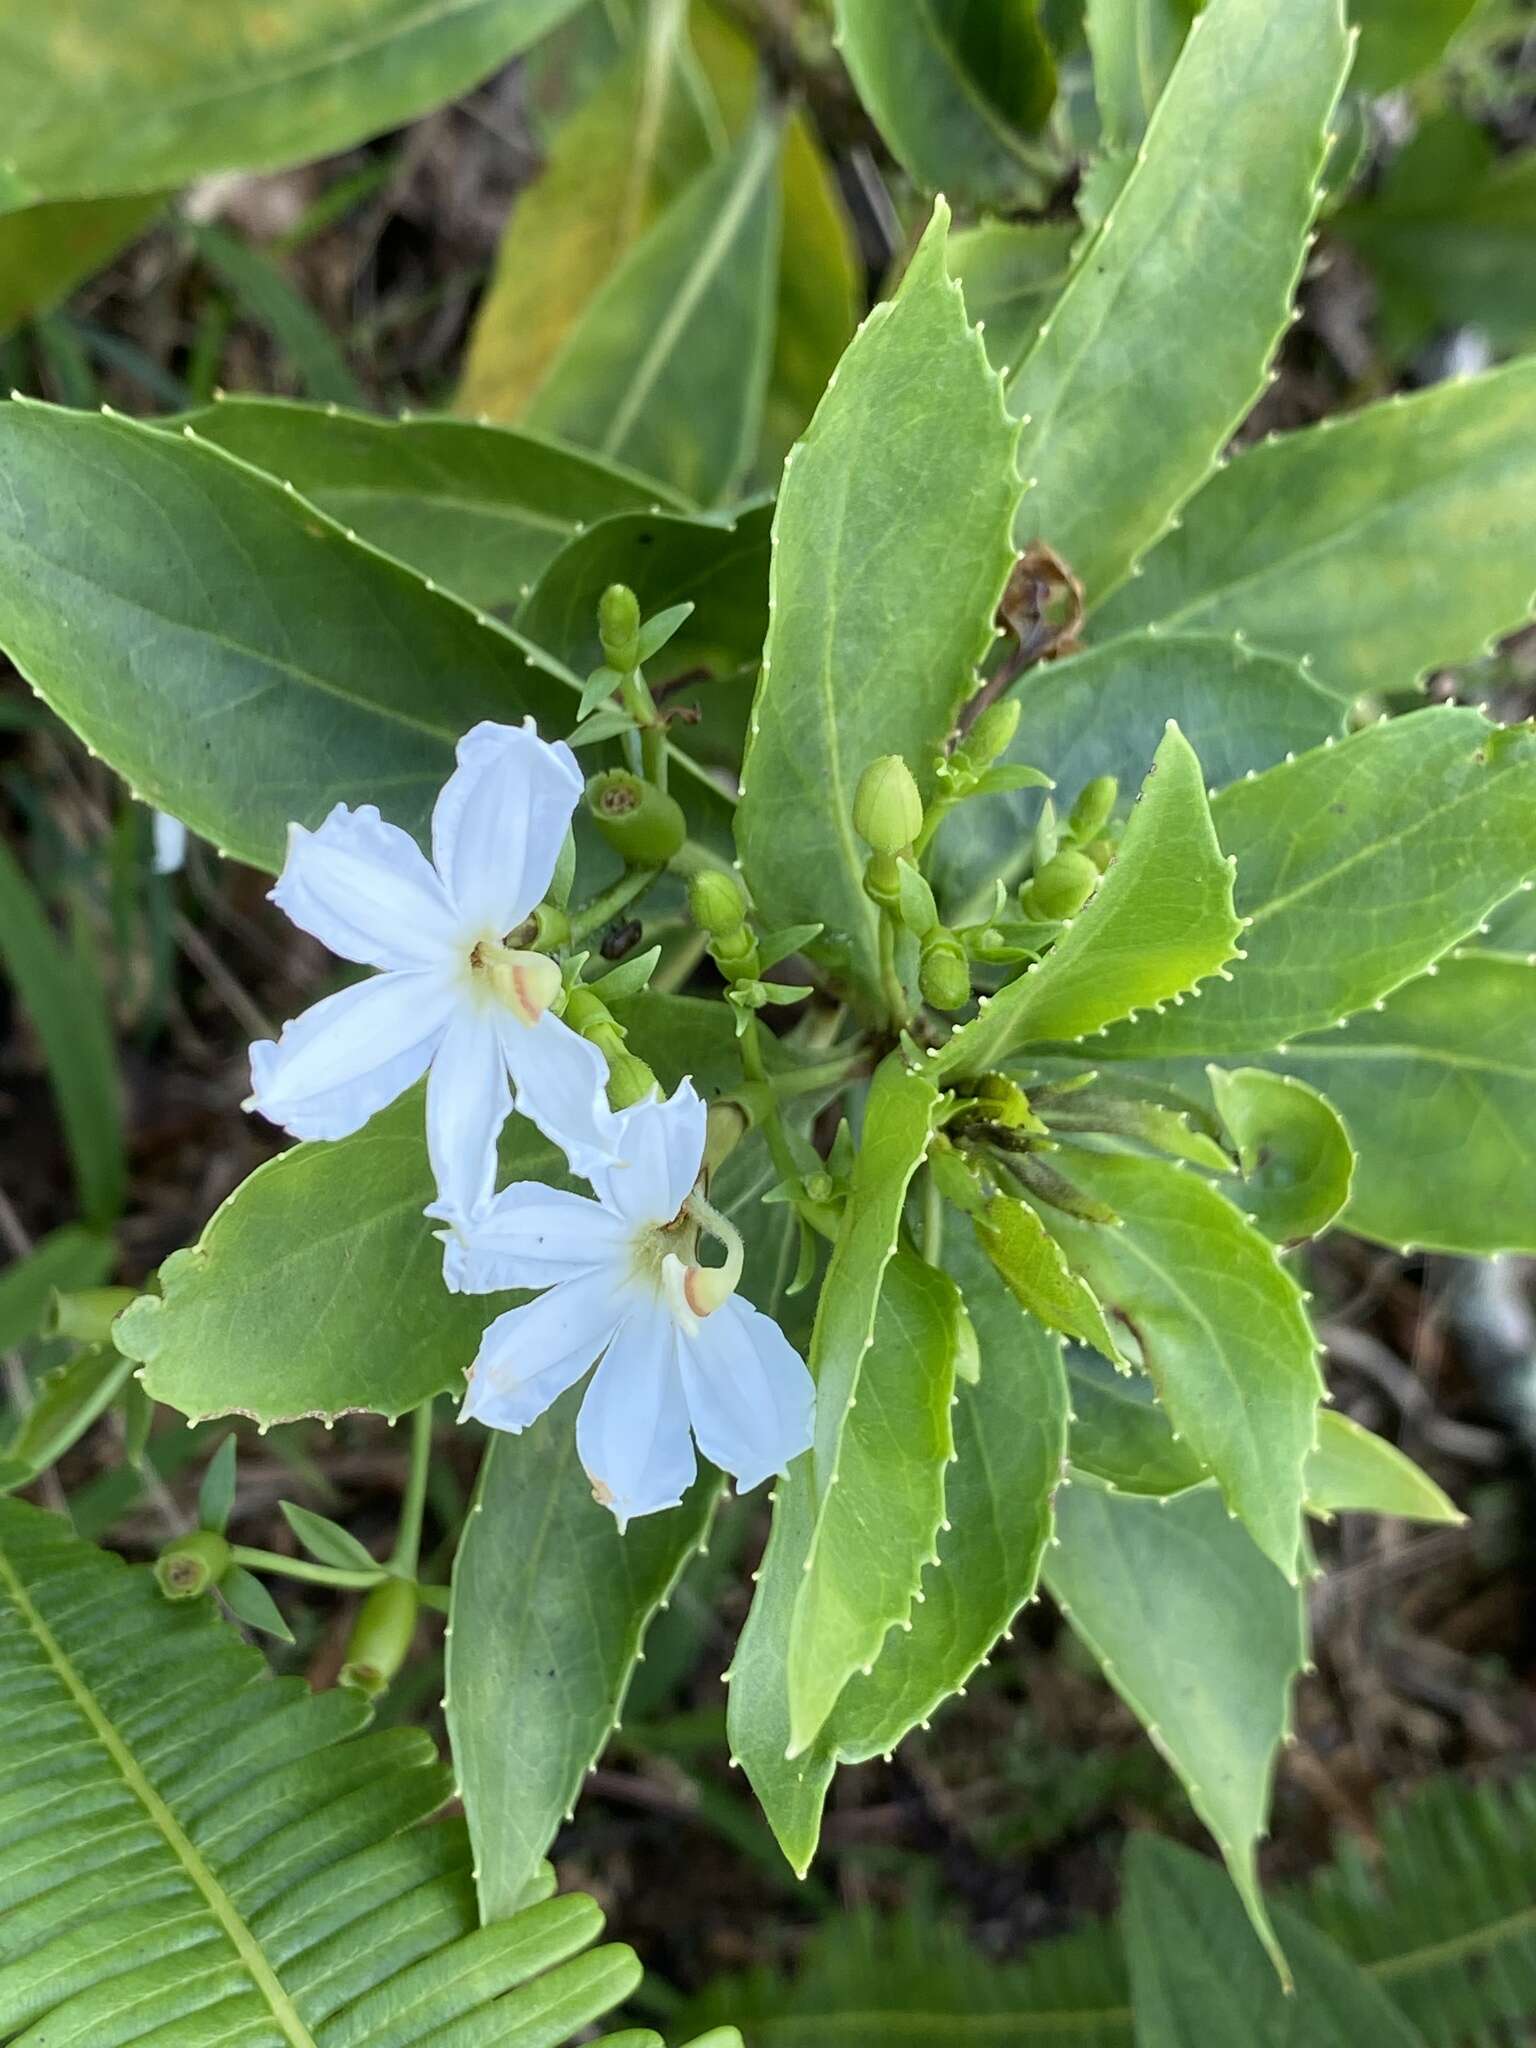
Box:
339;1578;419;1698
586;770;687;863
853;754;923;854
155;1529;231;1601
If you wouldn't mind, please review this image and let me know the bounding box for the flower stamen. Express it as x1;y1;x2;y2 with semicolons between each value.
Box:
472;940;562;1025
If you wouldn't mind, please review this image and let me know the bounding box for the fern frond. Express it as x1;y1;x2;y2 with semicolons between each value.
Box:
0;1497;642;2046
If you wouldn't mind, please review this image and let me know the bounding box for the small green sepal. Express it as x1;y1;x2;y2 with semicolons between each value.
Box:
156;1529;232;1601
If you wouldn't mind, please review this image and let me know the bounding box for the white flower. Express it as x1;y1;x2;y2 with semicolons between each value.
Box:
450;1079;815;1527
246;720;617;1219
151;811;188;875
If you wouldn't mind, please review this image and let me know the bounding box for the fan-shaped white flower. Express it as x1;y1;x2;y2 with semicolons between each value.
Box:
246;720;616;1219
449;1080;815;1527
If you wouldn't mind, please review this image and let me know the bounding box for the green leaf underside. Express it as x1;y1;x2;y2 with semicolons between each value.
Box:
932;724;1239;1078
786;1252;958;1758
1306;1411;1461;1525
735;202;1022;1011
832;0;1057;214
526;116;782;506
1047;1151;1319;1580
1045;1482;1306;1978
1009;0;1350;603
1123;1836;1427;2035
117;1093;523;1425
1264;950;1536;1254
0;1495;642;2047
976;1194;1124;1362
169;399;688;611
730;1232;1067;1870
0;402;579;873
934;632;1344;921
1097;709;1536;1059
0;0;585;208
1206;1065;1354;1245
0;193;162;332
448;1403;718;1920
1094;358;1536;701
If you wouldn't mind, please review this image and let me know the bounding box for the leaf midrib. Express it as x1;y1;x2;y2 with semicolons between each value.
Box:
0;1544;317;2048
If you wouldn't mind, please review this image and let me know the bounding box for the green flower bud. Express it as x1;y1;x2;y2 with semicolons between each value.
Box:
339;1578;419;1698
704;1100;749;1174
607;1050;659;1110
1068;774;1118;844
964;698;1022;770
688;867;748;937
853;755;923;855
155;1529;231;1601
1029;848;1101;920
598;582;642;672
586;770;687;864
919;928;971;1011
1084;835;1117;873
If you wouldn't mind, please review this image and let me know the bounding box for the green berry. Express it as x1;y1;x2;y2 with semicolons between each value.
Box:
586;770;687;864
853;755;923;854
155;1530;231;1601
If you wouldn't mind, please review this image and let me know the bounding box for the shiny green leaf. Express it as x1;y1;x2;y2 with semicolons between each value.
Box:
1045;1481;1306;1975
0;0;583;209
0;194;161;334
976;1193;1125;1361
1066;1350;1206;1497
171;398;684;610
1099;710;1536;1059
949;219;1078;379
1094;359;1536;701
1207;1065;1354;1245
737;203;1021;1011
1010;0;1349;602
1085;0;1202;147
1349;0;1477;87
1263;950;1536;1254
1307;1411;1462;1526
931;725;1240;1078
1046;1151;1319;1579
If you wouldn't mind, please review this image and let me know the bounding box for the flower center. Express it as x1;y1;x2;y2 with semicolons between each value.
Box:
468;938;562;1025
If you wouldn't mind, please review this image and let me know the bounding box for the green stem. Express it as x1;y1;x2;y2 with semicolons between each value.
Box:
912;792;955;861
768;1052;864;1102
390;1400;434;1577
619;668;668;791
567;864;663;945
878;912;909;1030
741;1018;840;1242
921;1165;944;1267
228;1545;386;1591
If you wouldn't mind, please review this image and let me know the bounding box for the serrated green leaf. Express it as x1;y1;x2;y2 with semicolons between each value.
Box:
1085;0;1202;147
949;218;1078;378
1207;1066;1354;1245
1045;1482;1306;1977
1336;113;1536;360
0;0;584;209
736;202;1021;1012
0;833;125;1224
760;104;861;478
1094;359;1536;700
833;0;1058;213
197;1431;238;1534
526;116;782;505
219;1561;295;1642
1261;950;1536;1254
1009;0;1349;603
0;1343;130;1493
934;633;1343;922
0;1223;113;1355
1123;1834;1428;2033
280;1500;381;1572
1307;1411;1462;1526
0;401;581;873
1046;1151;1320;1579
1038;1081;1233;1171
117;1092;517;1426
787;1253;959;1757
0;193;161;334
1066;1350;1207;1497
730;1229;1067;1866
1348;0;1477;87
1098;710;1536;1060
1480;883;1536;957
932;725;1239;1079
449;1400;719;1920
975;1194;1124;1362
171;399;686;611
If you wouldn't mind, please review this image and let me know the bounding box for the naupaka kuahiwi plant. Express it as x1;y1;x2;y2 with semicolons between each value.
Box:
1;0;1534;2038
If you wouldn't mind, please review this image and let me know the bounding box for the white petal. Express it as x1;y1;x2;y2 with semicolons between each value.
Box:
439;1183;624;1295
678;1295;814;1496
461;1275;619;1434
431;721;582;937
499;1008;622;1182
426;1004;512;1223
151;812;187;875
576;1303;696;1528
585;1078;706;1226
271;804;459;969
247;970;453;1141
